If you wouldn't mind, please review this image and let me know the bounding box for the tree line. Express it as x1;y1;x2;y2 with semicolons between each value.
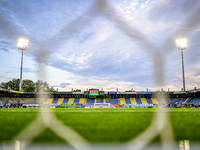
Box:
0;78;55;92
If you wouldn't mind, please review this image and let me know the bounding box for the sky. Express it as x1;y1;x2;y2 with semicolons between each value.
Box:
0;0;200;92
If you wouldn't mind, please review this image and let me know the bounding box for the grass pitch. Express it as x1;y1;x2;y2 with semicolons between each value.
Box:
0;108;200;143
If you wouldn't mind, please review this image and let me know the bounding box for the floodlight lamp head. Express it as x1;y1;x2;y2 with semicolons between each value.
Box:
18;38;29;50
175;38;187;50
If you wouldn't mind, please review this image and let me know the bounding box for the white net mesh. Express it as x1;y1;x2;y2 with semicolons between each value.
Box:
2;0;200;149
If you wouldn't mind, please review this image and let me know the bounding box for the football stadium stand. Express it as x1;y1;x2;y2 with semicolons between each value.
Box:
51;98;58;104
86;99;95;105
189;98;200;104
136;98;142;104
1;87;200;108
184;98;192;103
63;98;69;104
130;98;137;104
44;98;160;105
79;98;86;104
125;98;131;104
162;98;167;104
151;98;159;104
104;98;110;103
170;98;186;103
9;97;200;106
140;98;148;104
46;98;54;105
108;98;118;104
57;98;64;104
95;98;103;103
119;98;126;105
68;98;75;104
0;100;6;104
169;98;193;104
1;96;200;108
74;98;80;104
146;98;153;104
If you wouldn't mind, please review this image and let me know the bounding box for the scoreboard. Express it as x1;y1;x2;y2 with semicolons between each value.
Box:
89;89;99;96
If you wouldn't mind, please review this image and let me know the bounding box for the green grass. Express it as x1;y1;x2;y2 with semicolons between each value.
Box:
170;110;200;141
0;108;200;143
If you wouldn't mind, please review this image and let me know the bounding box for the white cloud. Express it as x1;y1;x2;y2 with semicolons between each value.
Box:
0;0;200;91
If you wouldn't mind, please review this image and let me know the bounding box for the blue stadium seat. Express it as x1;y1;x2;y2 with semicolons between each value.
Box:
104;99;110;103
0;100;6;104
169;98;190;103
125;99;131;104
185;98;192;103
180;98;187;103
136;98;142;104
170;98;178;103
74;98;80;104
96;99;104;103
51;98;58;104
86;99;95;105
109;99;118;104
146;98;153;104
62;98;69;104
189;98;200;104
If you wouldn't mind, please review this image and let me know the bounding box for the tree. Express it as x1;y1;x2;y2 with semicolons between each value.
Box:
22;80;35;92
1;79;36;92
1;78;55;92
35;80;55;92
1;78;20;91
73;89;81;92
125;90;135;92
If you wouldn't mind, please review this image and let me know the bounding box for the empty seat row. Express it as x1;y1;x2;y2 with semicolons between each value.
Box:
45;98;159;105
189;98;200;104
0;100;6;104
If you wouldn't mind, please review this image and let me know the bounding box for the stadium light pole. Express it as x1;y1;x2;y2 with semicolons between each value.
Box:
176;38;187;92
18;39;29;91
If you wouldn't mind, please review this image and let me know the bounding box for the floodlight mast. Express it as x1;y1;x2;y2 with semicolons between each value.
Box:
176;39;187;92
18;39;29;91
